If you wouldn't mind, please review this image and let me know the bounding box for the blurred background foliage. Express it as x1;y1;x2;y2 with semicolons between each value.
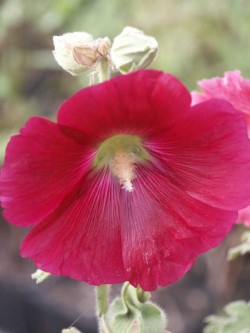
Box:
1;0;250;161
1;1;250;333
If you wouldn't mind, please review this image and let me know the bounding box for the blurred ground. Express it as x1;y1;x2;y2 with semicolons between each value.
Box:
1;1;250;332
1;215;249;333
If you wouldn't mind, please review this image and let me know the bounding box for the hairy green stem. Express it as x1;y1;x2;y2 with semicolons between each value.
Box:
96;284;109;317
94;56;111;332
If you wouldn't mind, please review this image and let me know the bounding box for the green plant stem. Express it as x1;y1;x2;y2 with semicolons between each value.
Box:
94;57;110;332
96;285;109;317
97;58;110;82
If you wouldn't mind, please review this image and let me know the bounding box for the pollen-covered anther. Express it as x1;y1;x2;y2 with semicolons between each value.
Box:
110;151;136;192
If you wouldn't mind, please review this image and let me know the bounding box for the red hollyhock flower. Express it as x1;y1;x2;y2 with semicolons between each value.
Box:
192;70;250;228
1;70;250;291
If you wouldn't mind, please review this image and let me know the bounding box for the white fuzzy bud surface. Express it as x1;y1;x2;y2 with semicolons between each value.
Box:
111;26;158;74
53;32;111;76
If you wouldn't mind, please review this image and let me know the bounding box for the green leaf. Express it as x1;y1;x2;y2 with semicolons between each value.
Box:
227;231;250;261
203;300;250;333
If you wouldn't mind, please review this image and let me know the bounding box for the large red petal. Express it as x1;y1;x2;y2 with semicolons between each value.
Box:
21;169;126;284
120;165;237;291
0;117;94;226
57;70;191;140
145;99;250;211
20;162;236;291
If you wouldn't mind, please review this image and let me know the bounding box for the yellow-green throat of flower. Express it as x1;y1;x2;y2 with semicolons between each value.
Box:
93;134;149;192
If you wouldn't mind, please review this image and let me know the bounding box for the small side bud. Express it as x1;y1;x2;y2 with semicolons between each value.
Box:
53;32;111;76
106;282;167;333
62;328;82;333
227;230;250;261
111;27;158;74
31;269;51;284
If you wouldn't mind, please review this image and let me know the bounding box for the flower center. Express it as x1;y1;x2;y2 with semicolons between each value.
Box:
93;134;149;192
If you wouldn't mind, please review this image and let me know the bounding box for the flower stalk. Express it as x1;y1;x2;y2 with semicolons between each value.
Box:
96;58;110;82
94;55;111;331
96;284;109;317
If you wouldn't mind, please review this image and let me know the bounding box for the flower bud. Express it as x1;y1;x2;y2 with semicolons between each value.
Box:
53;32;111;76
31;269;51;284
106;282;167;333
110;27;158;74
62;328;82;333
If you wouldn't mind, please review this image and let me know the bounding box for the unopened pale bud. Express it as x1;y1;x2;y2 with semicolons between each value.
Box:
62;328;82;333
53;32;111;76
111;27;158;74
31;269;51;284
107;283;167;333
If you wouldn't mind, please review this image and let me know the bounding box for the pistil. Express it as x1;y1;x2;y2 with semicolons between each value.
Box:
110;152;136;192
93;134;149;192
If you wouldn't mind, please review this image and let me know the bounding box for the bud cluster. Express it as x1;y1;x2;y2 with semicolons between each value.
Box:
53;27;158;76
